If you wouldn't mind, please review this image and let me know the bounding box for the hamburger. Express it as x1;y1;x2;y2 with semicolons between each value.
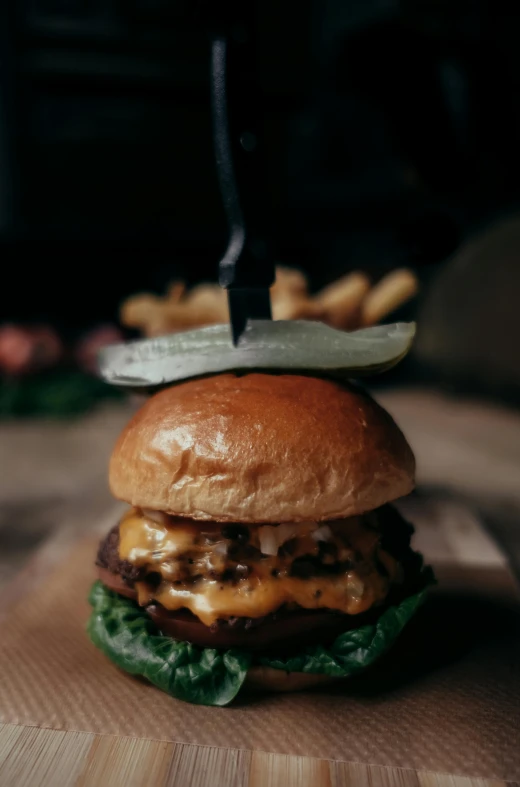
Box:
88;372;432;705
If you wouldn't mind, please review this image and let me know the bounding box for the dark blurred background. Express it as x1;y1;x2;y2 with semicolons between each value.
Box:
2;0;520;401
2;0;520;593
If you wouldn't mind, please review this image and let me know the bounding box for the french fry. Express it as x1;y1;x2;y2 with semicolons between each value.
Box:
186;284;228;316
122;284;229;336
144;309;223;338
272;296;325;321
155;301;227;334
315;272;371;330
145;317;179;338
120;264;417;339
271;266;308;297
120;294;164;329
360;268;418;326
166;281;186;303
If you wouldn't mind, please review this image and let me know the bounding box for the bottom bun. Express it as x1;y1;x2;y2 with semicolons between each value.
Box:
245;666;340;693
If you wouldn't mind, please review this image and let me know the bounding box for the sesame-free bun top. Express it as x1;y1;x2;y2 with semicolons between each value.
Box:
109;373;415;523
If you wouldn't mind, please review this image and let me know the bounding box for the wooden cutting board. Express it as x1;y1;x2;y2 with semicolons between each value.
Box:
0;495;519;787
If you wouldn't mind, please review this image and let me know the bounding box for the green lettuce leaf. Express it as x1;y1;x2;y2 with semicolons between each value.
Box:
258;587;429;676
87;578;432;706
87;581;251;706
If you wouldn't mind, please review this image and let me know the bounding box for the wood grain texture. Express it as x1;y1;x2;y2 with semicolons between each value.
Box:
0;725;515;787
250;751;332;787
0;726;92;787
168;744;251;787
77;735;174;787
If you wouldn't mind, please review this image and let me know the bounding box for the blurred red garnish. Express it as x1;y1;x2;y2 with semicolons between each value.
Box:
0;324;63;376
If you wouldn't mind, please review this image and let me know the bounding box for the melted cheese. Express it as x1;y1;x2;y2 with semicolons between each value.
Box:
118;508;400;627
149;573;387;626
119;512;197;565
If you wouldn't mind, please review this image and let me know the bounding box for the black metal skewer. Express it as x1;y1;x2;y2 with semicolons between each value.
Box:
210;5;275;345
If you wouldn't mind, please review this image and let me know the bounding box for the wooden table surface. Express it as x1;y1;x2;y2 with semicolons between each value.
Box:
1;389;519;787
3;724;517;787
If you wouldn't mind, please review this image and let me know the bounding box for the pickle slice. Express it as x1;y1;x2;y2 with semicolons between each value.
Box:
98;320;416;388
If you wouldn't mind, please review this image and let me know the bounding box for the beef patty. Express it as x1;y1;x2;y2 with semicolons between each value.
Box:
96;506;425;650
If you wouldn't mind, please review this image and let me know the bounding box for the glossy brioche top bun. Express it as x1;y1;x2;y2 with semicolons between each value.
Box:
109;373;415;523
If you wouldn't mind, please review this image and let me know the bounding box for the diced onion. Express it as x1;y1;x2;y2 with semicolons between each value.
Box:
258;522;318;555
142;508;171;525
312;525;333;542
258;526;279;556
213;541;228;556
